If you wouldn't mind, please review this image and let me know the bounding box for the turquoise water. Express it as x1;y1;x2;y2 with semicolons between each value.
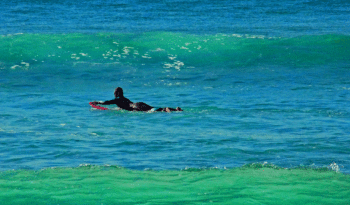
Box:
1;0;350;204
1;164;350;204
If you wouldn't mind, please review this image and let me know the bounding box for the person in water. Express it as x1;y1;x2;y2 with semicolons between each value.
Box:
92;87;183;112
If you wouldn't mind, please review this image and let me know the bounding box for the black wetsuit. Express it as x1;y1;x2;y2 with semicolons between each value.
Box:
98;94;181;112
100;96;135;111
100;97;154;111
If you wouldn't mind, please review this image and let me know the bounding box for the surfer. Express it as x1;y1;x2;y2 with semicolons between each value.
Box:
92;87;183;112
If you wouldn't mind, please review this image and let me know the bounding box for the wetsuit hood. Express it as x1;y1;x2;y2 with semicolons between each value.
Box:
114;87;124;98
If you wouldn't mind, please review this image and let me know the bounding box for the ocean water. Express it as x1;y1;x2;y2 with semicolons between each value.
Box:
1;0;350;204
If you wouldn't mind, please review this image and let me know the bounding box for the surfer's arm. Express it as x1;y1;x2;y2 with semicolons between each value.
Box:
95;99;117;105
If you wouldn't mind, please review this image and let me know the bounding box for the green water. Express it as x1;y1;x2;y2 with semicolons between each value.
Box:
2;33;349;70
2;0;350;204
1;165;349;204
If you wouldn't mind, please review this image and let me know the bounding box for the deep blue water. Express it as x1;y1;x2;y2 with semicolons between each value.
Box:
2;0;350;36
1;0;350;175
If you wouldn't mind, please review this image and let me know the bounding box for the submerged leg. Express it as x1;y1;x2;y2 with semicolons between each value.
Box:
156;107;183;112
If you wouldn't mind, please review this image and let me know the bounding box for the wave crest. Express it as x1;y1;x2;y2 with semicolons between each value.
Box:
1;32;349;70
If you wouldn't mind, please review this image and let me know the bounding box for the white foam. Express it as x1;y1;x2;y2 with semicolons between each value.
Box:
329;162;340;172
10;65;21;69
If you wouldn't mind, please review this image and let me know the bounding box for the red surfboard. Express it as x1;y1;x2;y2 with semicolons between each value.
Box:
89;102;109;110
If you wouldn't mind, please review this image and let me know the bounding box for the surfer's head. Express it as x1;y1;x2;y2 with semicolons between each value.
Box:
114;87;123;98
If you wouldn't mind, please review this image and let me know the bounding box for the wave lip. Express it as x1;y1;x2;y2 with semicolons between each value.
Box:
1;33;349;70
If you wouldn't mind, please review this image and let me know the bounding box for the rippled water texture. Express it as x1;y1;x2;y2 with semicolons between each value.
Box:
1;0;350;204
